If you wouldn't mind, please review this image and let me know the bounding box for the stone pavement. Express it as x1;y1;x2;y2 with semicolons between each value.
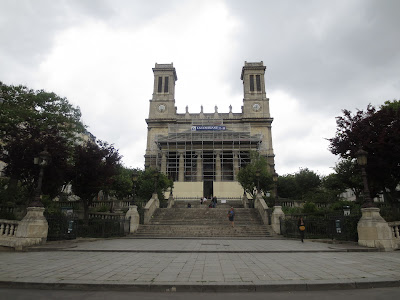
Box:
0;238;400;292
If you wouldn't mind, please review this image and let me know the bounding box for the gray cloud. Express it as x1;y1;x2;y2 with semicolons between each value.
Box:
224;0;400;112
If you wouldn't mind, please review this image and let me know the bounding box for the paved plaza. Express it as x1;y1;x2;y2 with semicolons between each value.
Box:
0;238;400;292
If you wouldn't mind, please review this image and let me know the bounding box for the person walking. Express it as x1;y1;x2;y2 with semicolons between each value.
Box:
228;207;235;227
298;216;305;242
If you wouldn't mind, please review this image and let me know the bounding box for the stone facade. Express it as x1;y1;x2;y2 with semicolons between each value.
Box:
145;62;275;198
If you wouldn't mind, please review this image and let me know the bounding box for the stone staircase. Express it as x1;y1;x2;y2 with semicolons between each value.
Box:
130;200;273;239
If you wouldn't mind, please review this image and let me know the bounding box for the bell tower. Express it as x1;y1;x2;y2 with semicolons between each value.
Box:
148;63;178;119
145;63;178;169
241;61;270;119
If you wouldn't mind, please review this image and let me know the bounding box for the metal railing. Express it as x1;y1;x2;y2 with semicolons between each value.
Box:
280;214;360;241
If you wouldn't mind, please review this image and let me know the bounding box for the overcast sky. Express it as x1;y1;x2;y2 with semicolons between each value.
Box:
1;0;399;176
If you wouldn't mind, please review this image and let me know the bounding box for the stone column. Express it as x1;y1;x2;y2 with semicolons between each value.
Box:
233;151;239;180
215;151;221;182
161;151;167;174
178;151;185;182
196;150;203;182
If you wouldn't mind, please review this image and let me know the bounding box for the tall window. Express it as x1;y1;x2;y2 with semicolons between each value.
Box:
164;76;169;93
256;75;261;91
157;77;163;93
250;75;254;91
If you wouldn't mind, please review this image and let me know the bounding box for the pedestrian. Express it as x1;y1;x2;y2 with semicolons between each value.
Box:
298;216;305;242
213;196;218;208
227;207;235;227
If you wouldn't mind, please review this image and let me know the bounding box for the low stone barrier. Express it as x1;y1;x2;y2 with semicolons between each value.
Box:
143;193;159;224
254;194;269;225
0;207;48;251
0;219;19;237
388;221;400;249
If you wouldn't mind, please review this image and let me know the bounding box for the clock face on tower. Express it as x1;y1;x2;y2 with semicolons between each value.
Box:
252;103;261;112
158;104;166;113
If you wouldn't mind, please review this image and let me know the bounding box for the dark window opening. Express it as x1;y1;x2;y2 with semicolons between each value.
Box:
158;77;163;93
250;75;254;91
256;75;261;91
164;76;169;93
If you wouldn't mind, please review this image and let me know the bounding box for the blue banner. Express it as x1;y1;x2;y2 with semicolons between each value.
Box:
191;125;226;131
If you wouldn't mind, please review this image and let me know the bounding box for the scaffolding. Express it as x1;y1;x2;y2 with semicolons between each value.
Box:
153;119;263;182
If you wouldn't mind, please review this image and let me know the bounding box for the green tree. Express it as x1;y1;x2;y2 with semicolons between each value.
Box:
135;168;172;204
277;168;321;200
329;100;400;204
277;174;297;198
295;168;321;200
237;151;273;199
71;141;121;223
110;166;136;201
333;158;363;201
0;82;84;203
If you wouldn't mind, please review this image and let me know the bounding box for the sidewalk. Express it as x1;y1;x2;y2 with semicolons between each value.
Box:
0;238;399;292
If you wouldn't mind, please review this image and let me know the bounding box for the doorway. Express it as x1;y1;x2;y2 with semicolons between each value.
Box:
203;181;213;199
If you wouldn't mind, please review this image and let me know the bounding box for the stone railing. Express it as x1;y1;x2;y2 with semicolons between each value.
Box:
143;193;160;224
0;219;19;237
388;221;400;240
0;207;48;251
254;194;269;225
88;212;126;220
56;200;131;211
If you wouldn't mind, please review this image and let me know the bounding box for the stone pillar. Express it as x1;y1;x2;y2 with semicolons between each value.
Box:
161;151;167;174
178;151;185;182
215;151;221;182
233;151;239;180
15;207;48;243
125;205;140;233
271;206;285;235
357;207;396;251
196;150;203;182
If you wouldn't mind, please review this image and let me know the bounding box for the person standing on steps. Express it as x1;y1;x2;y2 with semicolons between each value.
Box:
298;216;305;242
228;207;235;227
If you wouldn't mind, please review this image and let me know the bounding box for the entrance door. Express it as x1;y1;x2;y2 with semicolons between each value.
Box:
203;181;213;199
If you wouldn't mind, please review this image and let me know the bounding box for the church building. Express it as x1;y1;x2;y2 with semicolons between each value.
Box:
145;62;275;199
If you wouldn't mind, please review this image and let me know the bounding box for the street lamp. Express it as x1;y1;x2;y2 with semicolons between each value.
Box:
273;172;279;206
131;170;138;206
356;148;375;208
30;148;51;207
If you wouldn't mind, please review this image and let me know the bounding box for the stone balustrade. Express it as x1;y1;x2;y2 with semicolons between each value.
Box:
0;219;19;237
88;212;126;220
0;207;48;251
388;221;400;240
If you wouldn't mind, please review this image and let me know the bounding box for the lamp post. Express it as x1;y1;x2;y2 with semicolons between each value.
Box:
356;148;375;208
273;172;278;206
131;170;138;206
30;148;51;207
